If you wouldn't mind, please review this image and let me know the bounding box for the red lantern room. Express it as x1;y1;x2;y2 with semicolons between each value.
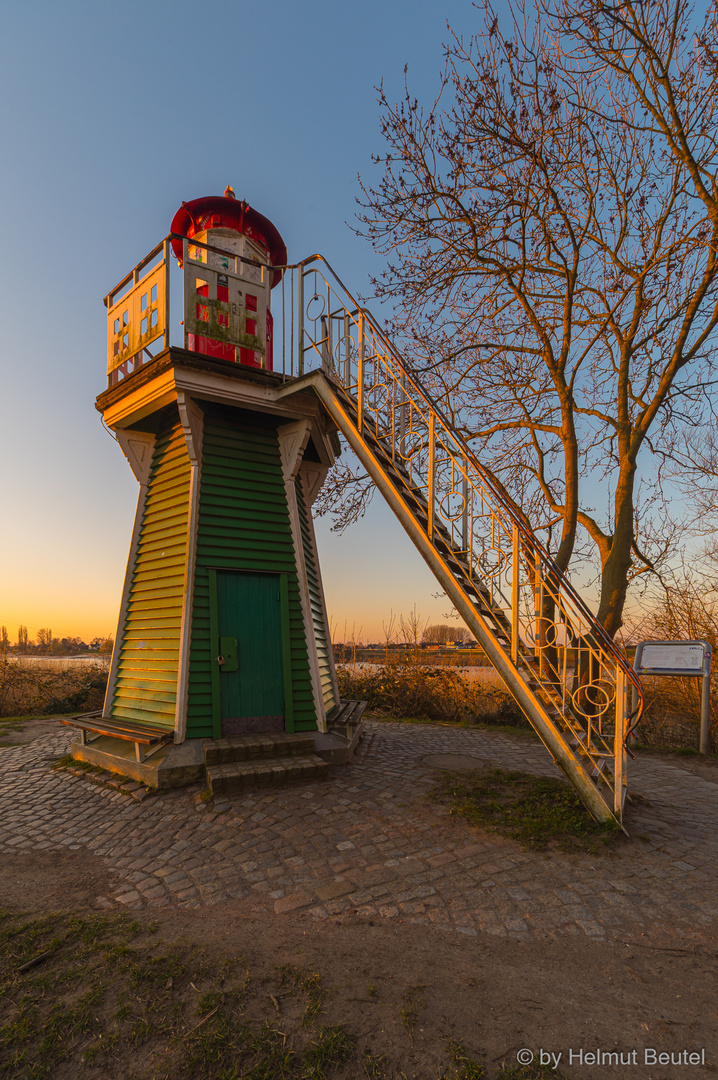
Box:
170;187;287;370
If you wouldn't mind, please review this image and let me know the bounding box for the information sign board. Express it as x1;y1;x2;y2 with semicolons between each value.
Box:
634;641;708;675
632;640;712;755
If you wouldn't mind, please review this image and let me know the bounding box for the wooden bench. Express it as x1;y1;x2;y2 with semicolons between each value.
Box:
61;712;173;763
327;698;367;729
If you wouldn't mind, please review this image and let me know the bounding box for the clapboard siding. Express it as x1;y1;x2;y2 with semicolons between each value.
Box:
111;419;190;728
296;476;337;713
186;407;316;738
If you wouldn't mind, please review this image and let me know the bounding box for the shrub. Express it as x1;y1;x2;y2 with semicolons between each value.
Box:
337;660;527;726
634;674;716;754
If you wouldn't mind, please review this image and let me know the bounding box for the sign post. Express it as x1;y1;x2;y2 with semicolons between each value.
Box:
632;640;713;756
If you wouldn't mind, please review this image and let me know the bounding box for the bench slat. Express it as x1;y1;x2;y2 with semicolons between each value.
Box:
61;718;171;741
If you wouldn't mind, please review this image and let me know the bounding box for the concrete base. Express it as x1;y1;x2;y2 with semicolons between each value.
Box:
71;736;205;789
308;716;365;765
69;704;366;787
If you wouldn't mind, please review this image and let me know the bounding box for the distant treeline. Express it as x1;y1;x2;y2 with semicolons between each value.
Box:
0;626;113;656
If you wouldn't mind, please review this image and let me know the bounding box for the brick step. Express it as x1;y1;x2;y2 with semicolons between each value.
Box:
203;733;315;767
206;753;328;796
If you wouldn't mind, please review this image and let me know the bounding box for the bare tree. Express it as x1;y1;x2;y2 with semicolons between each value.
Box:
352;0;718;636
399;605;429;655
423;624;473;643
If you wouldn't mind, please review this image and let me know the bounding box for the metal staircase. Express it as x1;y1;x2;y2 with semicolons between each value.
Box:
103;234;644;826
277;256;645;826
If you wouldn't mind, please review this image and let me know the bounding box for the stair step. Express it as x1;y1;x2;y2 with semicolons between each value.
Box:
206;753;328;795
203;733;315;767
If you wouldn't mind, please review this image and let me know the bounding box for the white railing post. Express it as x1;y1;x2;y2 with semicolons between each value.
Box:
462;463;469;555
357;313;364;434
297;268;305;376
428;413;435;541
182;239;190;351
163;238;171;352
344;312;351;386
398;377;406;458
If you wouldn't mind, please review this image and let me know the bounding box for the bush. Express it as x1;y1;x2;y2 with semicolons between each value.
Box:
337;660;528;726
0;660;108;718
635;674;716;754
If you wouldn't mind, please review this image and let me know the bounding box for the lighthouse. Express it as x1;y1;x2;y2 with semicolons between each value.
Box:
66;187;640;823
71;189;362;788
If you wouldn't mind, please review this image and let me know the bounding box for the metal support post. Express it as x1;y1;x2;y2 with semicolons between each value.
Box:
511;524;520;666
629;682;639;746
614;664;627;817
700;668;711;756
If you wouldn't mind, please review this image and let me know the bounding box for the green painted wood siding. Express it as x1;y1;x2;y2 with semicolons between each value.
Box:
186;407;317;737
112;418;190;729
296;475;338;713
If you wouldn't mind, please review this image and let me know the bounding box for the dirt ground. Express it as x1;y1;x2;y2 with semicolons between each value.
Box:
631;745;718;785
0;843;715;1079
0;715;69;746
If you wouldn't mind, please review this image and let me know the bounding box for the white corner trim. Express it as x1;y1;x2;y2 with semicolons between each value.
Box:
174;407;204;743
104;481;149;717
284;472;327;733
298;464;340;706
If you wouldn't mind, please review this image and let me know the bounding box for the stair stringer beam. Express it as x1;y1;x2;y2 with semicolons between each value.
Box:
308;374;617;826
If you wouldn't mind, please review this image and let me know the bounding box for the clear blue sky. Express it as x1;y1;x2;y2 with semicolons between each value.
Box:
0;0;478;643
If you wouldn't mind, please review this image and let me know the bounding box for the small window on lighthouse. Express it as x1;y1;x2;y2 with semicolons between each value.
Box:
122;310;129;326
114;319;120;334
197;304;210;322
151;284;158;303
141;317;147;335
141;293;148;312
246;294;258;311
246;318;257;335
151;310;158;328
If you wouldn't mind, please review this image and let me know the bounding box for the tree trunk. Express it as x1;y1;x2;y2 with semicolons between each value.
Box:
596;463;637;636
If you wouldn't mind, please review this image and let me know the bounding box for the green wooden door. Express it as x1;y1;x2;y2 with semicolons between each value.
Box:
212;570;291;736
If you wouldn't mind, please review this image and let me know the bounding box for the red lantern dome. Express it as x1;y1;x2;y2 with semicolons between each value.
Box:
170;190;287;288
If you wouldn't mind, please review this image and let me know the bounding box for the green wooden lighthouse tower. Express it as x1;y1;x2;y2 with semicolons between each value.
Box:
75;189;357;783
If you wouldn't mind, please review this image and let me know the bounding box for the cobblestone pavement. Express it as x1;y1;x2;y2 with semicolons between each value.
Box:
1;721;716;942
